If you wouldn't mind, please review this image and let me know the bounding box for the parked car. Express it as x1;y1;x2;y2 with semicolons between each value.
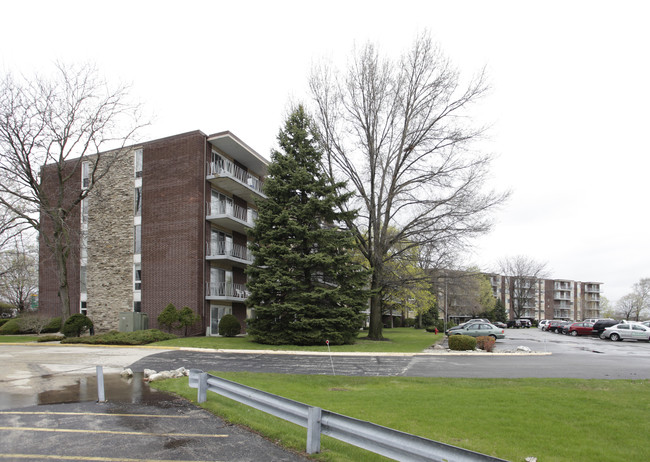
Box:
447;322;505;340
591;319;618;336
467;318;490;323
507;319;531;328
492;321;507;329
538;320;550;330
559;321;574;334
445;322;469;335
546;320;564;333
567;322;595;336
601;323;650;342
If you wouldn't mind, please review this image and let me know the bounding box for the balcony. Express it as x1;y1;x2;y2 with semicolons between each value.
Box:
585;284;601;293
205;282;249;301
206;201;255;234
554;292;572;300
206;241;252;267
207;160;265;203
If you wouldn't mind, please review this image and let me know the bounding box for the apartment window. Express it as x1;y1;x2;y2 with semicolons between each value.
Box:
134;301;141;313
135;149;143;178
80;266;87;293
80;301;87;315
134;187;142;217
134;225;141;254
81;198;89;223
134;263;141;290
81;161;90;188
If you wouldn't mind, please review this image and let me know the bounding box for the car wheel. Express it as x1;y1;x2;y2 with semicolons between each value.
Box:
570;330;578;336
490;334;497;340
610;333;620;342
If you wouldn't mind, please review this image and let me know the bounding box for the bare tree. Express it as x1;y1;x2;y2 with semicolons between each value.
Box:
0;235;38;312
498;255;548;320
615;293;639;320
310;32;508;340
0;63;145;324
631;278;650;321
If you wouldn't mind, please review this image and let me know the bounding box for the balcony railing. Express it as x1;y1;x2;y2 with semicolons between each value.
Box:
206;241;252;263
208;160;264;194
206;282;249;299
554;292;572;300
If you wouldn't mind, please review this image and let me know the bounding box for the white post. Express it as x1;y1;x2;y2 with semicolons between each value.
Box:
96;366;106;402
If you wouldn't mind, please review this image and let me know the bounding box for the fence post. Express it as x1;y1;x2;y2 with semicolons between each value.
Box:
197;372;208;403
306;406;322;454
96;366;106;402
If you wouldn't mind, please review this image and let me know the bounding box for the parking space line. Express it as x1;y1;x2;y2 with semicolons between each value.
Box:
0;455;219;461
0;427;227;438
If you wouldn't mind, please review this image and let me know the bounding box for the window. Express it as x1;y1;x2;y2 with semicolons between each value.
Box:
81;161;90;188
80;266;87;293
81;198;89;223
80;301;87;315
135;149;143;178
134;225;141;254
134;301;141;313
134;187;142;217
134;263;141;290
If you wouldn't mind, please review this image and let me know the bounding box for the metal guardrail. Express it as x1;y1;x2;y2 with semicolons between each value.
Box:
188;370;509;462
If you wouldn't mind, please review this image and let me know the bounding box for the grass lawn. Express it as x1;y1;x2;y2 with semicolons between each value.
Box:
0;335;39;343
152;327;440;353
152;372;650;462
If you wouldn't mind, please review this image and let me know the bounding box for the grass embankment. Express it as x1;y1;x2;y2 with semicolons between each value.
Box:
152;327;439;353
152;373;650;462
0;335;40;343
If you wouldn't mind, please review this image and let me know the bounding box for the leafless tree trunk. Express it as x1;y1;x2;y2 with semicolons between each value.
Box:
310;32;507;340
615;294;640;320
0;63;146;325
498;255;548;320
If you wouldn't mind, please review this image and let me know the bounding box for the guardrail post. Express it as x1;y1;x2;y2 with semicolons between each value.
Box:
197;372;208;403
306;406;322;454
96;366;106;402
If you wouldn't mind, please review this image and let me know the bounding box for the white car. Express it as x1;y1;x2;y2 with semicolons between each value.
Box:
601;323;650;342
538;320;550;330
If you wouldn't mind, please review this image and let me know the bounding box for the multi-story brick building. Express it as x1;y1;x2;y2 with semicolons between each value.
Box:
38;130;268;335
488;274;602;321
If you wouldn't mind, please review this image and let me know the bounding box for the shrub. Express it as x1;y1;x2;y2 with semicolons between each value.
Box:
178;306;201;336
476;336;496;352
0;318;21;335
218;314;241;337
42;317;62;333
0;319;8;327
37;334;64;343
393;317;402;328
448;334;477;351
158;303;179;333
62;314;94;337
17;314;53;335
62;329;176;345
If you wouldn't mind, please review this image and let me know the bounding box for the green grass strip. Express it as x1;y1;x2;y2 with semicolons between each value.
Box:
152;373;650;462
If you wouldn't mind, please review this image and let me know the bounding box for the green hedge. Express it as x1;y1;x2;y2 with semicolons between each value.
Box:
62;329;176;345
448;334;477;351
218;314;241;337
0;319;21;335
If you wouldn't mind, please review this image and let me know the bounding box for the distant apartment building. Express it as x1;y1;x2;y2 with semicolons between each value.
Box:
488;274;602;321
38;130;268;335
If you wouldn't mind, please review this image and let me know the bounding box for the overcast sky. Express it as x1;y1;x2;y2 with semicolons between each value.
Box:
2;1;648;303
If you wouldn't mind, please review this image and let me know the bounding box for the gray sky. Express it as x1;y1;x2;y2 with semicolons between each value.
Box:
2;0;648;303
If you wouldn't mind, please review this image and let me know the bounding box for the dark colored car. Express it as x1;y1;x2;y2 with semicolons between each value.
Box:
492;321;507;329
592;319;618;336
546;320;564;333
507;319;531;328
567;322;594;336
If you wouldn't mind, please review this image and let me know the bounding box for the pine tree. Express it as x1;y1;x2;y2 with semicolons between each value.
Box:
246;106;368;345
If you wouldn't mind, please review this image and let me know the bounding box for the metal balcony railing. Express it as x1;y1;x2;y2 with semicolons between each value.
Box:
206;282;249;299
206;200;248;222
206;241;251;262
208;159;263;194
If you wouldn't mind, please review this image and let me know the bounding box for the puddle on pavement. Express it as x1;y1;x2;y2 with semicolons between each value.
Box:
0;372;166;410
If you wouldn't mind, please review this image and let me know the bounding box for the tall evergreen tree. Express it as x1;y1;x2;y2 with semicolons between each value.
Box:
246;106;367;345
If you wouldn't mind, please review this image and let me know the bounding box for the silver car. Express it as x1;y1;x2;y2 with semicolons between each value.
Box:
601;323;650;342
447;322;505;340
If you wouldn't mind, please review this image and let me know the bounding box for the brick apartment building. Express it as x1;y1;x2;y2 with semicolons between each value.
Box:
38;130;268;335
488;274;602;321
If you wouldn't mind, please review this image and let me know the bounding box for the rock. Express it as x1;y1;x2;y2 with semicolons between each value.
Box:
525;457;537;462
517;346;532;353
120;368;133;378
143;369;156;378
